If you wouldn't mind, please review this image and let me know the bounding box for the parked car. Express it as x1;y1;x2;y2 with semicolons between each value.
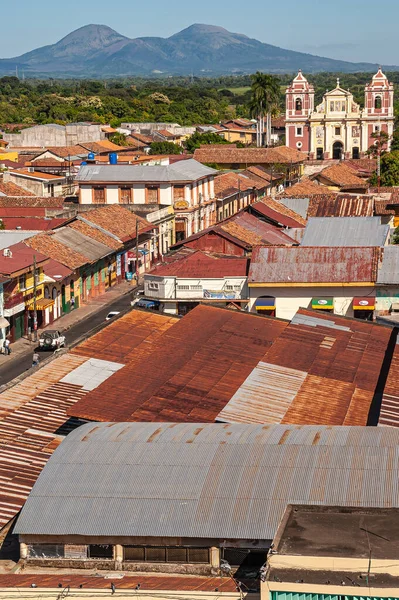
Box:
132;298;160;311
39;330;66;350
106;311;120;321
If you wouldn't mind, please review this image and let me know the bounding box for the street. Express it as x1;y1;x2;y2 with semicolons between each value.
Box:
0;291;137;387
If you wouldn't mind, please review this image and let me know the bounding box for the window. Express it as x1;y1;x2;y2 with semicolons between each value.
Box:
295;98;302;111
93;186;105;203
375;95;382;109
146;185;159;203
120;187;132;203
190;285;202;291
240;132;246;138
352;126;360;137
148;282;159;291
335;127;341;136
173;185;185;201
123;546;209;564
177;285;190;291
330;102;335;112
18;274;26;291
296;127;303;136
375;125;380;132
28;544;64;559
88;545;113;559
48;183;55;197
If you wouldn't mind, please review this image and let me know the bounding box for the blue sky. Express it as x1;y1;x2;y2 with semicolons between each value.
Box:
1;0;398;64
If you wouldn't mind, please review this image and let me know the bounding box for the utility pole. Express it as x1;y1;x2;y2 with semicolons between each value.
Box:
33;255;38;342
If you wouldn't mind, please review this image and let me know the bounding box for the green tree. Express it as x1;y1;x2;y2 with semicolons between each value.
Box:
185;132;229;153
249;72;280;146
370;150;399;186
391;127;399;152
367;130;389;158
392;226;399;245
149;141;183;155
110;132;128;146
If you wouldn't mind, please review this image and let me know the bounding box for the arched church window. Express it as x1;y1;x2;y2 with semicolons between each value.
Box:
295;98;302;111
375;96;382;109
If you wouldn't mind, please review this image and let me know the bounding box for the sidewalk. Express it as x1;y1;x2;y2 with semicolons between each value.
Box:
0;279;139;366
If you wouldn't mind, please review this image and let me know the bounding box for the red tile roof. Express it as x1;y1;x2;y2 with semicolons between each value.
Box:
214;171;267;197
317;163;368;189
12;169;65;181
249;246;379;284
26;232;89;270
194;146;307;165
279;176;324;196
80;205;152;242
0;196;64;207
151;250;249;278
0;181;35;196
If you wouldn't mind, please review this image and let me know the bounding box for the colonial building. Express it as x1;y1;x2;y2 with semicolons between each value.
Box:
286;68;394;159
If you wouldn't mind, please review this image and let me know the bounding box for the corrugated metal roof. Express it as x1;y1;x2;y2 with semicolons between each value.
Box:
307;195;374;218
15;421;399;539
379;343;399;427
76;159;216;183
248;246;379;283
69;305;288;423
278;197;310;220
52;228;114;261
377;246;399;284
0;231;38;249
150;250;248;278
216;308;392;427
301;217;389;247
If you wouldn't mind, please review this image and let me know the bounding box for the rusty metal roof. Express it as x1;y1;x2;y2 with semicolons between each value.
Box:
0;311;176;529
379;343;399;428
0;574;238;592
217;308;393;427
248;246;379;283
307;194;375;217
69;305;288;423
15;421;399;540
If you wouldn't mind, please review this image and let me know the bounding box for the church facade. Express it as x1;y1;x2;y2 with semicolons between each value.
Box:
285;68;394;160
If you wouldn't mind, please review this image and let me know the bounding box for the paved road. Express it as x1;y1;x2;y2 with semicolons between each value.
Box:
0;291;138;387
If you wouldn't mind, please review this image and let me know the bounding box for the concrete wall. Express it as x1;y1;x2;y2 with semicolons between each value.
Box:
4;124;105;148
249;285;376;320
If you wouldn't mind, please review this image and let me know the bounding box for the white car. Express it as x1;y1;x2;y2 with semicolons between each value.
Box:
106;311;120;321
39;330;66;350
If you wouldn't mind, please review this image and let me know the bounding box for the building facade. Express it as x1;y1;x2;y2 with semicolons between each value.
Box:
286;68;394;159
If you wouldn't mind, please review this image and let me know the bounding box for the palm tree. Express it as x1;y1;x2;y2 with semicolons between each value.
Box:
250;72;281;147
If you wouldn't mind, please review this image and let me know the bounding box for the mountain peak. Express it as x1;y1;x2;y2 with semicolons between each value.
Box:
54;24;127;54
169;23;231;39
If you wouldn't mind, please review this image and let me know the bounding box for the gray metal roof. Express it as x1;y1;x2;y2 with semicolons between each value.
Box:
301;216;389;247
0;231;39;249
14;422;399;540
279;197;310;220
76;159;217;184
53;228;113;261
377;246;399;284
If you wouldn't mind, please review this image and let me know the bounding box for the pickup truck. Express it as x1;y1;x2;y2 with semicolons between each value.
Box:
39;330;66;350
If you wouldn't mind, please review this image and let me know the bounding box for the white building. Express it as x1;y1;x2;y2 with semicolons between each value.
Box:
248;246;379;321
76;159;217;239
144;250;249;315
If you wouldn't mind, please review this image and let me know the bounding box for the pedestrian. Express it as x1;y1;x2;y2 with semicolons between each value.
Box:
32;352;40;368
4;339;10;356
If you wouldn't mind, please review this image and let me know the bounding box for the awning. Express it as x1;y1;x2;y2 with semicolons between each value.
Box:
27;298;55;311
312;297;334;310
353;297;375;310
0;317;10;328
255;297;276;310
